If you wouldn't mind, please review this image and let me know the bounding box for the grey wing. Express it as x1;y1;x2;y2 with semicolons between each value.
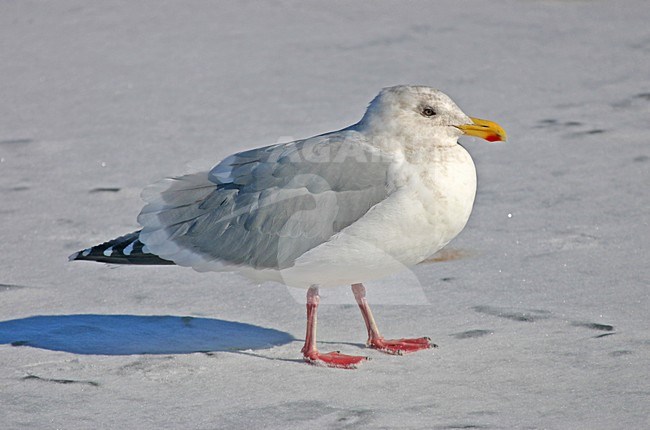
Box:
137;130;392;271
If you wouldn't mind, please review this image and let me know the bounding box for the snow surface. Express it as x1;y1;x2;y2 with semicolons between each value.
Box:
1;1;649;428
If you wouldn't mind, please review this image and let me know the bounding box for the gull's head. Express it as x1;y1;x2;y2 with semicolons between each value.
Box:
357;85;506;145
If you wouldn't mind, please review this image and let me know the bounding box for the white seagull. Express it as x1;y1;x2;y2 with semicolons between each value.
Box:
71;85;506;368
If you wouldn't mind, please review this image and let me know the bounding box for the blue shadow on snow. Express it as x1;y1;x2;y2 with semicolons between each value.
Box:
0;314;295;355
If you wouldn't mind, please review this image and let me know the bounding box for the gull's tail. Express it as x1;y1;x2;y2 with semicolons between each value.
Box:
69;230;175;265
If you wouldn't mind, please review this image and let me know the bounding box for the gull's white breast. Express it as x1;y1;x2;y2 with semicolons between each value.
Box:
280;144;477;287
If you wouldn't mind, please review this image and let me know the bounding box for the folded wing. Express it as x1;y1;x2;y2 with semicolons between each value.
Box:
138;131;392;271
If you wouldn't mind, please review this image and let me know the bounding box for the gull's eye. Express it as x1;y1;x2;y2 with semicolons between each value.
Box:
421;106;436;117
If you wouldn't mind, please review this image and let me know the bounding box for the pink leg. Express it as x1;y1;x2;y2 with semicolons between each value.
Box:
301;286;367;369
351;283;436;355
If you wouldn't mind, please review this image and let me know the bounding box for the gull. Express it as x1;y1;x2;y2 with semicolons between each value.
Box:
70;85;506;368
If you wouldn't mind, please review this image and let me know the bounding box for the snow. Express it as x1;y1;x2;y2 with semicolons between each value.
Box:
1;0;649;428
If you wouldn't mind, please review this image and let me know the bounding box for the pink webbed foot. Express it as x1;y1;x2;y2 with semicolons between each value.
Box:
369;337;437;355
351;284;437;356
303;350;368;369
301;286;368;369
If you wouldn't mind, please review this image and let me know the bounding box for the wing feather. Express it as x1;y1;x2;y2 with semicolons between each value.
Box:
138;130;392;271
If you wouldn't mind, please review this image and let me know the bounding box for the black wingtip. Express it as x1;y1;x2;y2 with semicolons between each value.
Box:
68;247;97;263
69;231;176;266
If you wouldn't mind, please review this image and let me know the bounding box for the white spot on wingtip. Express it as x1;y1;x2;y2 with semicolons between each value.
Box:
123;242;134;256
103;247;113;257
82;248;91;257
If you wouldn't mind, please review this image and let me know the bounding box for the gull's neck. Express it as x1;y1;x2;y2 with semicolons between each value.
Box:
351;120;461;156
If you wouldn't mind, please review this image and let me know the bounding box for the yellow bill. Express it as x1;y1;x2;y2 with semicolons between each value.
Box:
456;117;507;142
